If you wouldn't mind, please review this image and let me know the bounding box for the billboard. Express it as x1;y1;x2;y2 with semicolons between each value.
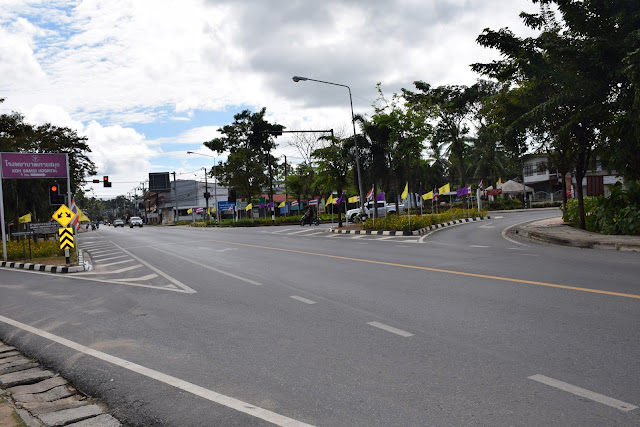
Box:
149;172;171;191
1;152;67;178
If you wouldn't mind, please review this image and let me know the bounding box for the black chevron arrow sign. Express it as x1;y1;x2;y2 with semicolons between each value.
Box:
60;240;74;249
58;228;73;238
58;227;74;249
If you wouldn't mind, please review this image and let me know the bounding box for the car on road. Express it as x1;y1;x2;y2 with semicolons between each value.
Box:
113;219;125;227
129;216;143;228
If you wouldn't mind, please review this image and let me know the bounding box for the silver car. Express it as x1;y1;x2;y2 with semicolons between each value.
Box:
129;216;143;228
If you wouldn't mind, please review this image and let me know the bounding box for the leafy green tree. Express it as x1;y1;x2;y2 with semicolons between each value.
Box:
403;82;491;189
312;136;351;227
359;86;431;214
471;1;638;229
284;162;317;205
203;108;283;203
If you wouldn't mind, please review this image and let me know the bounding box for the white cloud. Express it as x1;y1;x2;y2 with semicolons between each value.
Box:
1;0;541;197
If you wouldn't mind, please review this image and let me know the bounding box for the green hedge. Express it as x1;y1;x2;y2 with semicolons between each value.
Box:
362;209;488;232
563;181;640;235
0;239;74;261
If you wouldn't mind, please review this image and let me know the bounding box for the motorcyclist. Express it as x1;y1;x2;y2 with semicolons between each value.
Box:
304;206;315;224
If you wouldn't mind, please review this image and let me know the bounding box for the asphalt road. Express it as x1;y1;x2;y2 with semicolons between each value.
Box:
1;209;639;426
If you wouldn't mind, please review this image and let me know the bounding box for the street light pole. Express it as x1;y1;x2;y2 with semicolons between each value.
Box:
188;151;218;222
292;76;366;214
203;167;209;221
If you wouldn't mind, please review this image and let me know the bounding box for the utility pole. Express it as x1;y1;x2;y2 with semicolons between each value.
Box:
141;181;148;223
203;167;210;221
172;171;177;224
284;155;288;217
267;151;275;225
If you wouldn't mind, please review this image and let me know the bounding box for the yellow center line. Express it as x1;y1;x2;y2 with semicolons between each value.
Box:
208;239;640;300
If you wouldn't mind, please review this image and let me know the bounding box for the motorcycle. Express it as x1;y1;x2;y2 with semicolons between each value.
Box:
300;213;320;226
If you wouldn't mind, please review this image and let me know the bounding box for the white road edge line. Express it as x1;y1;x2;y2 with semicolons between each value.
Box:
149;246;263;286
367;321;414;337
0;315;314;427
528;374;638;412
290;296;316;305
110;242;196;294
501;220;535;246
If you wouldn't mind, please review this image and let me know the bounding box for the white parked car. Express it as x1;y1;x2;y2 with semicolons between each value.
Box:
129;216;143;228
346;201;404;223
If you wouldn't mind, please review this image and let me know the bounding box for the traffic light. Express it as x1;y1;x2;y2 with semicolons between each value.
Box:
103;176;112;187
49;183;65;205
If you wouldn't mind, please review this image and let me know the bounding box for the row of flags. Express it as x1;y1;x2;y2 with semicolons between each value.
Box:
399;178;503;202
184;176;507;214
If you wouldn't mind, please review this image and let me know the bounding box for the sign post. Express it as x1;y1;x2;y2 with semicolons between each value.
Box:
1;152;70;261
53;207;75;265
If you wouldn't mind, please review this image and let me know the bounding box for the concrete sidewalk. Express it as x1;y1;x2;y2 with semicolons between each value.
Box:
509;217;640;252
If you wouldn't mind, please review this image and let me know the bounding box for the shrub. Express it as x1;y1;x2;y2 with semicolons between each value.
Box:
563;181;640;235
362;209;487;231
487;197;523;210
0;238;74;261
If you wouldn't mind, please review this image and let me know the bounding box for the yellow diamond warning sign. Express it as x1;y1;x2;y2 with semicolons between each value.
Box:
52;204;75;227
58;227;74;249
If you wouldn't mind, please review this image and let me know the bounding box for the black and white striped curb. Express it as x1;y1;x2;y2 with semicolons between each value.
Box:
0;250;86;274
329;216;490;236
0;341;122;427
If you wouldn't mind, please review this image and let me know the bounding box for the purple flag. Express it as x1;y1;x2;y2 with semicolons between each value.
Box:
336;193;346;204
259;203;265;209
376;192;385;201
456;186;470;197
267;202;274;208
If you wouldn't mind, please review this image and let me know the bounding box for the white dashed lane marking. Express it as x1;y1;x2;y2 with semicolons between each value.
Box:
367;321;414;337
528;374;638;412
290;296;317;305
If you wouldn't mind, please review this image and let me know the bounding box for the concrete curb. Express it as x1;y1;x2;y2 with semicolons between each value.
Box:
0;260;85;274
508;223;640;252
329;216;490;236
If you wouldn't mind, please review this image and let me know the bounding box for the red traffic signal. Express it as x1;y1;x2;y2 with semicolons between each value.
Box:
103;176;112;187
49;183;65;205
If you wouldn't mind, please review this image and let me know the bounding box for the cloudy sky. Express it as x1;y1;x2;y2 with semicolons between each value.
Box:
0;0;538;199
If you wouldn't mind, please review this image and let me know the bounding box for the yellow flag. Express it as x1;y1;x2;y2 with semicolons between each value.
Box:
497;177;503;186
19;213;32;223
77;208;90;222
422;191;433;200
187;208;193;214
400;182;409;199
438;183;450;195
326;195;334;205
246;203;252;211
278;201;285;208
348;195;358;203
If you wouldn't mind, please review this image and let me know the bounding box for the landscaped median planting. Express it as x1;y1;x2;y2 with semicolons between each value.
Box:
0;239;75;262
363;209;488;232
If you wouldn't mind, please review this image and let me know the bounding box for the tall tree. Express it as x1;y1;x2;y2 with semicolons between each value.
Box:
471;1;638;229
312;136;351;228
203;108;283;204
403;82;487;188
